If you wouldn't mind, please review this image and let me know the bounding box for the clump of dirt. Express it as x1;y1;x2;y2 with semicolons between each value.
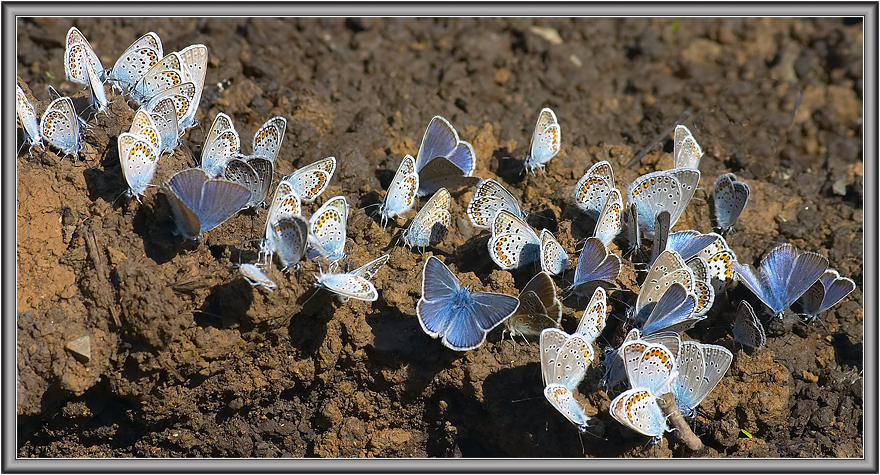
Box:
17;17;862;457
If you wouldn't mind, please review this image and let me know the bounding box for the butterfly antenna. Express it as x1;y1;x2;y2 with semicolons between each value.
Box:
510;395;544;403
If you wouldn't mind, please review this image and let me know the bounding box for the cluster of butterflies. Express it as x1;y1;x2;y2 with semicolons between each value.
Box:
17;27;857;445
402;119;855;441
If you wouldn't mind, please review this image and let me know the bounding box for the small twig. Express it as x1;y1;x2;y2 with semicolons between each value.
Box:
85;225;121;327
657;392;703;452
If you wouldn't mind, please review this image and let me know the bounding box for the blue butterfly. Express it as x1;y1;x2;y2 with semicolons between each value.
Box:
637;283;700;336
732;243;828;318
163;168;251;240
569;237;621;292
793;269;856;323
415;116;480;196
417;256;519;351
39;96;83;159
713;173;750;235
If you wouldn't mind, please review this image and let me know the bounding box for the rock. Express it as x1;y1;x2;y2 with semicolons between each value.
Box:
65;335;91;362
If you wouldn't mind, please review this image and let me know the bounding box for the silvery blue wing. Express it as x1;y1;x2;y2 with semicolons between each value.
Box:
415;116;479;196
671;341;732;416
732;243;828;318
627;168;700;235
524;107;560;174
610;388;668;439
239;263;277;291
108;32;163;92
145;97;181;153
64;27;105;86
731;300;766;349
661;230;719;263
793;269;855;323
544;384;590;432
379;154;419;227
416;256;519;351
164;168;251;240
16;84;42;152
570;237;621;290
638;283;700;336
39;96;82;159
712;173;750;235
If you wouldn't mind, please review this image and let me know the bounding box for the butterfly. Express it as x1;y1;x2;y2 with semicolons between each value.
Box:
107;32;163;92
524;107;560;174
627;168;701;236
263;179;302;245
200;113;241;177
731;300;766;349
632;250;702;327
467;178;527;229
504;272;562;340
309;196;349;262
621;339;678;395
539;230;569;276
573;160;615;220
732;243;828;318
145;82;198;131
315;254;390;302
224;155;273;208
239;263;276;291
163;168;250;240
16;84;42;152
263;215;309;271
401;187;452;249
540;328;593;389
83;60;109;115
118;132;160;200
129;109;162;152
593;188;623;246
544;384;590;432
657;230;719;264
602;329;682;388
40;96;83;159
609;388;669;439
793;269;856;323
568;237;621;292
697;234;738;293
283;156;337;203
673;125;703;169
130;52;187;106
143;98;180;154
575;286;608;343
251;116;287;161
416;256;520;351
712;173;750;235
177;44;208;128
378;155;419;227
414;116;480;196
670;341;732;416
64;27;105;87
488;210;540;270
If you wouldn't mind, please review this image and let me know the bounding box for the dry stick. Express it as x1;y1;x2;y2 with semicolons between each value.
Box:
657;392;704;452
85;225;122;327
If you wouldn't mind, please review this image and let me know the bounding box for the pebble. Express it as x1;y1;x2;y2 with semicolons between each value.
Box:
65;335;91;362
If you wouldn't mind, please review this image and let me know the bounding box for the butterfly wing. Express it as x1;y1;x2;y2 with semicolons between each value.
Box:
575;286;607;342
610;388;667;437
594;188;623;246
732;300;766;348
286;156;336;202
467;178;523;229
539;229;569;276
118;133;159;197
545;383;590;430
380;154;419;222
488;211;541;270
403;187;452;248
572;237;621;286
539;328;570;385
16;85;41;147
252;116;287;161
309;195;349;261
267;216;309;269
415;116;459;171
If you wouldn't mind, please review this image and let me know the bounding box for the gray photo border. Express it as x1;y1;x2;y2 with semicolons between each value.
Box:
4;1;876;473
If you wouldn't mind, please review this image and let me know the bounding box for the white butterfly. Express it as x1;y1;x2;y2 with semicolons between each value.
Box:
309;196;349;262
315;254;390;302
378;155;419;227
466;178;527;229
488;210;540;270
283;156;337;203
401;187;452;249
573;160;615;219
524;107;561;174
539;229;569;276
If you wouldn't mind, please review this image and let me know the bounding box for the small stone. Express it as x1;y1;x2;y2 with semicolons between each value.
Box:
529;26;563;45
65;335;91;362
801;370;819;383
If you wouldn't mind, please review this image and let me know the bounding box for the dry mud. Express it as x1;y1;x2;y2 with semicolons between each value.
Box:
16;17;863;457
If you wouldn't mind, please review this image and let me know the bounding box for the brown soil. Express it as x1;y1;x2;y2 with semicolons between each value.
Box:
16;17;863;457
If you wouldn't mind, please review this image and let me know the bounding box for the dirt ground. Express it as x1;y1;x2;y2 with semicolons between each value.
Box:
16;17;863;458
